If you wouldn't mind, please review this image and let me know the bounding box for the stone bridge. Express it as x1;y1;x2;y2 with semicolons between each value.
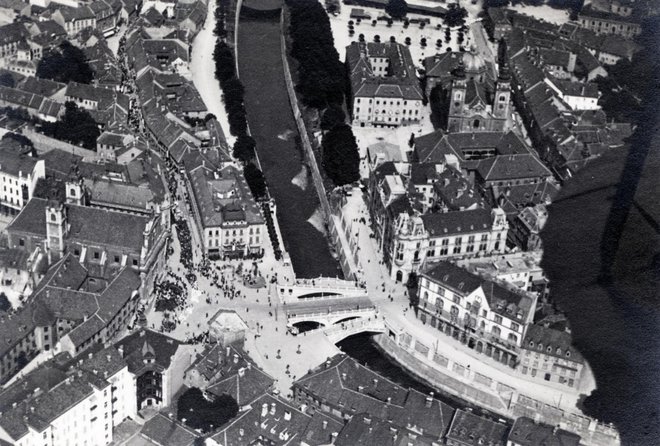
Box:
285;295;375;328
322;317;387;344
277;277;366;303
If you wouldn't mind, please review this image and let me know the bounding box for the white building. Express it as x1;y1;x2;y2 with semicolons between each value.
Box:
0;150;45;215
417;261;537;368
346;42;424;127
0;346;136;446
388;207;509;283
544;77;600;111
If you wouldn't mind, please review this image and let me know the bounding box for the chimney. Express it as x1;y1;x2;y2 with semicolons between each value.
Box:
387;397;392;404
284;411;292;421
118;345;124;358
341;373;347;380
239;428;244;437
373;378;378;386
325;358;331;368
358;385;364;393
247;362;252;370
261;403;268;417
322;420;328;430
233;353;239;364
270;403;276;415
226;346;230;358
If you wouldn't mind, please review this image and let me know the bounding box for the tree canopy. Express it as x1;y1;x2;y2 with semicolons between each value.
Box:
385;0;408;19
41;102;100;150
286;0;346;108
444;4;468;27
320;105;346;131
322;123;360;186
243;162;267;200
36;41;93;84
177;387;238;432
233;134;256;163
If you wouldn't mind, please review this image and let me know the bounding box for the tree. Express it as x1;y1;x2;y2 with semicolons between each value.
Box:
320;105;346;131
233;134;256;162
0;72;15;88
41;102;100;150
444;4;468;27
0;292;10;312
243;162;267;200
385;0;408;19
177;388;238;432
36;41;93;84
322;124;360;186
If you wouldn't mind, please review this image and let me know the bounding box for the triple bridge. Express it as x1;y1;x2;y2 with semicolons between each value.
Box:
281;277;384;342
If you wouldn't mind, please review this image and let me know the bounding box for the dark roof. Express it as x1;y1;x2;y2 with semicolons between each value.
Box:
294;355;454;440
300;411;344;446
522;324;584;363
6;197;48;237
446;410;508;446
508;417;581;446
422;261;483;296
421;208;494;237
476;154;552;182
415;131;531;165
0;149;40;177
139;413;199;446
115;329;182;374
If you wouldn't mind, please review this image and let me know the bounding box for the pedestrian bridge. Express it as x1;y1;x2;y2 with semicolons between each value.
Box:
277;277;367;303
285;295;375;328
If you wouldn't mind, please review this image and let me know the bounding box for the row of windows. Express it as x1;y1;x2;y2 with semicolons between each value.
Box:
207;227;260;237
357;98;415;106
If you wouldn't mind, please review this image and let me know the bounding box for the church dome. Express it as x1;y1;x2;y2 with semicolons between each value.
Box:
462;49;486;73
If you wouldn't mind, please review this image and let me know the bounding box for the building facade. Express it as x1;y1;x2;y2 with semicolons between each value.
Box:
417;262;537;368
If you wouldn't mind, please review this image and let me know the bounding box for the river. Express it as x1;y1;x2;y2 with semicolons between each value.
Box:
236;7;342;279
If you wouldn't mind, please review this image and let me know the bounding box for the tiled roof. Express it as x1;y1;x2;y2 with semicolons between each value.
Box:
422;261;483;296
6;197;48;237
294;355;454;439
0;85;45;111
16;77;65;97
85;178;155;211
0;149;39;177
522;324;584;363
115;329;182;374
300;411;344;446
446;409;508;446
421;208;494;237
210;393;312;445
508;417;581;446
476;154;552;182
346;41;423;101
139;413;199;446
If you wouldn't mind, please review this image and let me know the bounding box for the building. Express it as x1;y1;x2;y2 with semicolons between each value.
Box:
387;207;509;283
208;309;248;347
51;5;97;36
293;355;455;443
0;148;45;215
544;77;600;111
508;204;548;251
334;414;438;446
417;261;537;367
446;58;512;133
577;4;641;38
507;416;581;446
6;189;168;299
208;393;324;446
456;251;547;297
445;409;508;446
183;153;266;259
114;329;193;411
0;345;136;446
137;413;200;446
346;41;424;127
520;324;585;389
486;7;512;40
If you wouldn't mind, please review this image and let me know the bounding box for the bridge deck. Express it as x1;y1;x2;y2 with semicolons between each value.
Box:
285;295;374;316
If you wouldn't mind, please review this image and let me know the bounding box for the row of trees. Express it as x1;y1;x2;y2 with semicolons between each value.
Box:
286;0;346;109
212;2;267;200
286;0;360;187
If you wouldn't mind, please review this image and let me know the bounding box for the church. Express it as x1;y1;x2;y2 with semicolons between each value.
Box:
425;50;513;133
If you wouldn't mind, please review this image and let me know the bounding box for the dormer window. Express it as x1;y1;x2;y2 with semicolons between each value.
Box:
566;351;571;358
529;341;534;348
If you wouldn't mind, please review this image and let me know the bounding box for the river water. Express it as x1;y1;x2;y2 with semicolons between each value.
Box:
236;12;341;279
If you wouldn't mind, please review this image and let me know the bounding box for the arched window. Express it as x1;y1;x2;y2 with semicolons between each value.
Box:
70;188;76;197
473;119;480;129
50;213;56;222
508;333;518;344
423;291;428;302
492;326;501;337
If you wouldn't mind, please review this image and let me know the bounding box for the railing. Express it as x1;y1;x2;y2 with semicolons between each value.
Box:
286;306;376;321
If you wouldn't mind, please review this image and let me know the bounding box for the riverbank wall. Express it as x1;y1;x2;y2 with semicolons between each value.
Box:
278;9;362;282
372;327;620;446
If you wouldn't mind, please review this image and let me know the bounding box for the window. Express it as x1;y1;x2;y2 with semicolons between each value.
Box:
132;259;138;266
511;322;519;332
94;251;100;259
508;333;518;344
19;238;24;247
492;326;501;337
494;315;503;324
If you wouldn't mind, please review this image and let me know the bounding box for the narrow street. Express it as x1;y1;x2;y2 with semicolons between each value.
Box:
190;0;236;147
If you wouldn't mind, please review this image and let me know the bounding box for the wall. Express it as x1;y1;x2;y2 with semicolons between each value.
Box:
373;326;620;446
